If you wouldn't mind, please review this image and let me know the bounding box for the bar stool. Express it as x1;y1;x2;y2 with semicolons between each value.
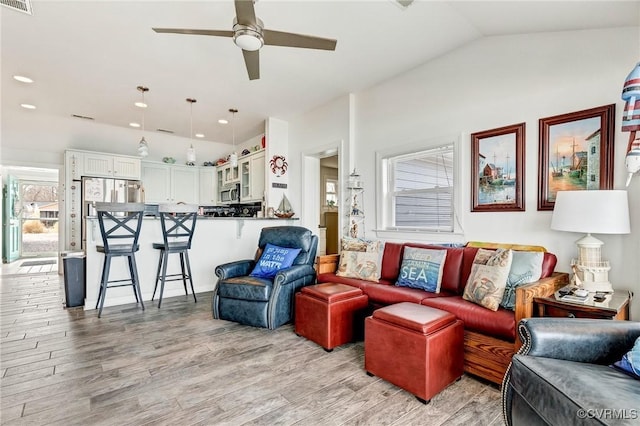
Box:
95;202;145;318
152;203;198;308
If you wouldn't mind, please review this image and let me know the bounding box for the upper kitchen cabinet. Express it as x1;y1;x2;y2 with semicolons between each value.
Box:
217;162;239;186
83;152;141;180
199;168;217;205
240;150;265;202
142;162;199;204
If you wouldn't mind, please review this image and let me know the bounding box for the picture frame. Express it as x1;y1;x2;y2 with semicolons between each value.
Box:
471;122;525;212
537;104;615;211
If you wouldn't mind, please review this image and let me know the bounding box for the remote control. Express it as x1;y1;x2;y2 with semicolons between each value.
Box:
574;289;589;297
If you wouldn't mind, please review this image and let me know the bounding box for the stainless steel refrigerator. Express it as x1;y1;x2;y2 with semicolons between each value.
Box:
80;177;142;249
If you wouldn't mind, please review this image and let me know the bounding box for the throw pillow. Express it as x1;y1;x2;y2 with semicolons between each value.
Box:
462;249;513;311
249;243;301;279
341;236;383;253
395;247;447;293
336;250;382;282
611;337;640;379
500;251;544;310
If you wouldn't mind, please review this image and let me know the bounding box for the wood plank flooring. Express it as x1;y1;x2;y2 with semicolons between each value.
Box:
0;272;503;425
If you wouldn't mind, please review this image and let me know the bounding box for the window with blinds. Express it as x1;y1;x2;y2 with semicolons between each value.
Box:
387;145;455;232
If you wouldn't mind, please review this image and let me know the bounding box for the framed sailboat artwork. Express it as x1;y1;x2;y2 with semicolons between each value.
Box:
471;122;526;212
537;104;615;211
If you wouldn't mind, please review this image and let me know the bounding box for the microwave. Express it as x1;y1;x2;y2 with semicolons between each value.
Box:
220;183;240;204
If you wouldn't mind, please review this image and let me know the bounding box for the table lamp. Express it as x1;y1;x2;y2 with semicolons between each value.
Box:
550;190;630;292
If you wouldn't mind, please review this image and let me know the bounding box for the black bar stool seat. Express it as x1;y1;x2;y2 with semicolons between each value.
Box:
152;203;198;308
95;202;145;318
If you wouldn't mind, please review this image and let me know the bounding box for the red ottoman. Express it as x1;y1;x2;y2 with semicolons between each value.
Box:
365;302;464;403
295;282;369;351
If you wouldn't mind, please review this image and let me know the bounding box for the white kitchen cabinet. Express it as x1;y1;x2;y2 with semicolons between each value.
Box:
83;152;141;179
240;150;265;202
142;162;198;204
199;168;217;205
171;166;199;204
217;163;239;186
141;163;171;203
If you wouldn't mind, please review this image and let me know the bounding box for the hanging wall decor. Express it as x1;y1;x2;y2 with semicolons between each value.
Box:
537;104;615;210
270;155;288;176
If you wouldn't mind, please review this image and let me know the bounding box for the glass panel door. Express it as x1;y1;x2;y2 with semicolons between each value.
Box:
2;175;20;263
20;181;59;257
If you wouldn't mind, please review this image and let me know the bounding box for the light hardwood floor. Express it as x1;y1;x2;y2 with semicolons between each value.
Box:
0;272;503;425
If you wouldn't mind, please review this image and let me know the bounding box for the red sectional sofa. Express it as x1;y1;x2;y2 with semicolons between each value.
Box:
315;241;570;384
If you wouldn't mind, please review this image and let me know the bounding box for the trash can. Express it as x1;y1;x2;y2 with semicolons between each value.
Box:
61;251;86;308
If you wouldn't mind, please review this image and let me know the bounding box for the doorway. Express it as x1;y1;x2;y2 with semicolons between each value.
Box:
320;156;339;255
2;166;60;266
19;181;59;258
301;142;343;258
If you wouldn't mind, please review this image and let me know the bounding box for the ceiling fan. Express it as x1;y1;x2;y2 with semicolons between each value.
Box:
153;0;337;81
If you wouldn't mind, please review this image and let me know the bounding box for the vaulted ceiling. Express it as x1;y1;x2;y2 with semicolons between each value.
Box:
2;1;638;144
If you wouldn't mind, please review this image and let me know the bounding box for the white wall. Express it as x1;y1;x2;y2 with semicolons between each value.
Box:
290;27;640;319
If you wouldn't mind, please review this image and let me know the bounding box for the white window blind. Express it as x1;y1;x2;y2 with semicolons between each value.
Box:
388;145;454;232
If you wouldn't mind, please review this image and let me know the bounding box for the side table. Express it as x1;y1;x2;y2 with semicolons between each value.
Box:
534;290;631;320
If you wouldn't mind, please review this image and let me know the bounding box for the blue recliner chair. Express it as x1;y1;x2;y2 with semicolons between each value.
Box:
502;318;640;426
212;226;318;329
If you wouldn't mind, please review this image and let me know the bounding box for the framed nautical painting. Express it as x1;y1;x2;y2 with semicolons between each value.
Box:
471;123;525;212
537;104;615;211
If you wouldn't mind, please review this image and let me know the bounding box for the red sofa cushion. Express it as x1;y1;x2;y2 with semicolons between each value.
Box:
316;273;374;291
540;252;557;279
365;283;456;305
380;242;404;282
421;296;516;341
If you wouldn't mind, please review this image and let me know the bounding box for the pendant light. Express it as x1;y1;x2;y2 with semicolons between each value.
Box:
136;86;149;157
229;108;238;167
186;98;197;166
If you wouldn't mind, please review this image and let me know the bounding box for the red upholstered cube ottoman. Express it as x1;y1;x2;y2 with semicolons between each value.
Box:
295;283;369;351
365;302;464;403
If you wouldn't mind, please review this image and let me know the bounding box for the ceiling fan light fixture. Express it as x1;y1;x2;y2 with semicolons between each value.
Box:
233;28;263;51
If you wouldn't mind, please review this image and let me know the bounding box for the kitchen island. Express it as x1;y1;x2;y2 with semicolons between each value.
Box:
84;216;297;310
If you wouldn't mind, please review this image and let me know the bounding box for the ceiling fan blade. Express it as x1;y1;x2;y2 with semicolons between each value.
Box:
242;49;260;80
263;29;337;51
235;0;257;26
152;28;234;37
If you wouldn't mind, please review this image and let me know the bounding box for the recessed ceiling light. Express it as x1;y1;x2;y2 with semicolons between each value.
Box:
218;119;229;124
134;102;147;108
195;133;205;138
13;75;34;83
129;122;141;128
20;103;36;109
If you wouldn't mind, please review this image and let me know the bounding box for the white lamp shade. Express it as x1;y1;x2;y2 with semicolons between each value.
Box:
551;190;630;234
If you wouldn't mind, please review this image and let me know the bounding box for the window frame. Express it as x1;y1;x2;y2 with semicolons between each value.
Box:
325;178;338;207
375;134;464;243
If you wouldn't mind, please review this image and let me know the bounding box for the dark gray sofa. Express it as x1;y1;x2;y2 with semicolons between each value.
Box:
502;318;640;426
